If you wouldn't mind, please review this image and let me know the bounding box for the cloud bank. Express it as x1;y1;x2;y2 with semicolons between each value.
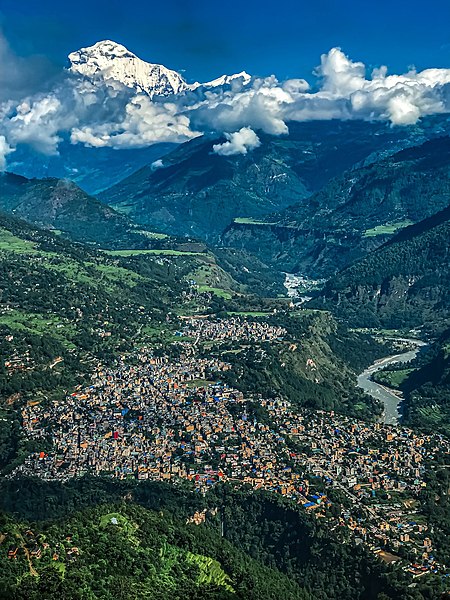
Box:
212;127;261;156
2;39;450;170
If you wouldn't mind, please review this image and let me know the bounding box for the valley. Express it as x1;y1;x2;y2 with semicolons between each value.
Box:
3;312;449;592
357;339;427;425
1;129;450;598
1;48;450;598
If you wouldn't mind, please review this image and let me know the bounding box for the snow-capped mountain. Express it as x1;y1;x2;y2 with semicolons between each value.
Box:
68;40;189;97
68;40;251;97
199;71;252;88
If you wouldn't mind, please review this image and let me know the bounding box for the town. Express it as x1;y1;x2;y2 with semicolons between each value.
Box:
10;316;450;579
178;315;287;343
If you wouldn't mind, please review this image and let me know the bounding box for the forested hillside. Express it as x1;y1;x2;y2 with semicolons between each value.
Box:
215;310;391;419
223;136;450;276
101;119;435;242
1;479;444;600
399;330;450;434
310;203;450;332
0;173;153;247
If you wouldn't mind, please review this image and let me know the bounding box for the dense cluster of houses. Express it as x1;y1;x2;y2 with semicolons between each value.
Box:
179;316;286;343
9;317;450;577
13;354;448;575
263;400;448;575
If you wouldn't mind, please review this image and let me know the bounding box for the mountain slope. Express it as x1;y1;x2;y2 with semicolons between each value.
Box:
223;135;450;276
8;141;177;195
311;202;450;332
402;329;450;433
0;502;311;600
69;40;189;96
0;210;192;447
0;172;152;247
0;172;286;298
100;133;309;241
101;119;438;241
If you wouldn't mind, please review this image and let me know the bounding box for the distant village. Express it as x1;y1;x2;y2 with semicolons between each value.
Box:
7;317;450;578
178;316;286;343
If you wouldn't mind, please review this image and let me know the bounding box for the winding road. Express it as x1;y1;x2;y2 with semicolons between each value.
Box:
357;339;427;425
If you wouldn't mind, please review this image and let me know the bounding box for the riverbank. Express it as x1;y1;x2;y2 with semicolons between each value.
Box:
357;339;427;425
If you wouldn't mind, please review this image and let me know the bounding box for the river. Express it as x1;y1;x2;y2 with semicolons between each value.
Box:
357;339;427;425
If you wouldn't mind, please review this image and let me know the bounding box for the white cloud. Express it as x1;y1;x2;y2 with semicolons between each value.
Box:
316;47;366;95
2;42;450;163
0;135;13;171
7;97;66;153
282;79;310;94
70;94;199;148
191;77;291;136
151;159;165;170
213;127;261;156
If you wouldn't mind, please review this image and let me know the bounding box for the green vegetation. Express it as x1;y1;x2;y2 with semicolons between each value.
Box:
0;229;36;253
197;286;233;299
186;552;234;592
212;311;394;419
134;230;169;240
2;131;450;599
102;119;439;244
363;221;414;237
0;499;308;600
211;248;285;297
0;212;192;473
372;368;415;389
401;330;450;435
314;201;450;333
227;311;271;317
104;249;204;257
224;137;450;277
0;311;76;348
233;218;275;225
186;256;243;300
0;172;152;248
1;479;445;600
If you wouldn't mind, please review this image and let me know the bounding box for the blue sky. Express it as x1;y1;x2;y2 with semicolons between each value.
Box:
1;0;450;82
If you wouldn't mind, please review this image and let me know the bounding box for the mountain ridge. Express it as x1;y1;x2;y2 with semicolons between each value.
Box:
223;134;450;276
0;171;149;247
100;119;442;241
311;200;450;332
68;40;252;97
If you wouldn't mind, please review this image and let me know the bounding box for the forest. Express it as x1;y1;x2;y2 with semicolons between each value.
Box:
1;478;447;600
313;203;450;332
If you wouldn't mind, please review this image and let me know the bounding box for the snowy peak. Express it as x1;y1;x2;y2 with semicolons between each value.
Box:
201;71;252;88
68;40;188;97
68;40;252;97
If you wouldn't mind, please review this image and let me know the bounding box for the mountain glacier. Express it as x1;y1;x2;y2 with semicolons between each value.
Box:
68;40;189;96
68;40;252;97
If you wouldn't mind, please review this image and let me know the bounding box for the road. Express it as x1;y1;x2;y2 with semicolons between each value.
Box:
357;339;426;425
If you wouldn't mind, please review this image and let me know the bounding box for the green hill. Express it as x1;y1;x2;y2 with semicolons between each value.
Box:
0;172;168;249
0;502;309;600
402;329;450;434
311;202;450;332
0;211;195;470
223;136;450;277
0;480;438;600
100;119;435;242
